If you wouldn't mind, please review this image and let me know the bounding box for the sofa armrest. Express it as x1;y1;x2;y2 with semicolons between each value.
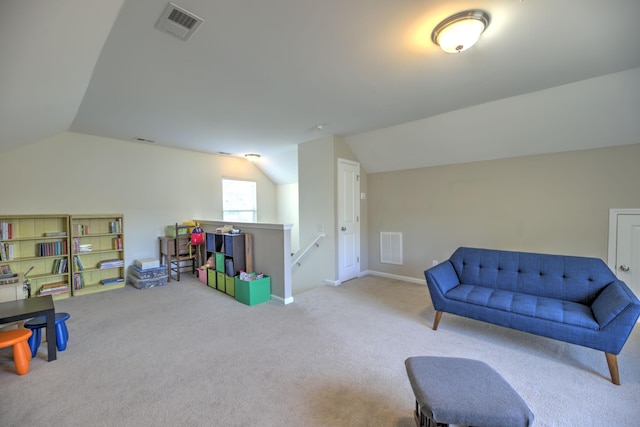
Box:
591;281;637;329
425;261;460;295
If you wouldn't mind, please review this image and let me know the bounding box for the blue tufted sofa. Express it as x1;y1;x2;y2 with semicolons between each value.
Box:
424;247;640;385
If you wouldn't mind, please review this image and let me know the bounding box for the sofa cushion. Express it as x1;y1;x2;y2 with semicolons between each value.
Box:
446;284;599;329
591;282;634;329
449;247;616;304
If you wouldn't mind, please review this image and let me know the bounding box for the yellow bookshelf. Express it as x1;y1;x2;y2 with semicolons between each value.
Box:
0;214;71;300
70;214;125;296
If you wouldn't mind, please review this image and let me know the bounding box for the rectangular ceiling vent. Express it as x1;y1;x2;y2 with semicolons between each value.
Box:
155;3;203;41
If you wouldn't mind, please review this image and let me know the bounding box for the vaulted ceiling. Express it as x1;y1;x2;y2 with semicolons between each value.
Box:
2;0;639;184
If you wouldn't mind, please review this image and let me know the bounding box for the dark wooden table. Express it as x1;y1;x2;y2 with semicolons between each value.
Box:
0;295;56;361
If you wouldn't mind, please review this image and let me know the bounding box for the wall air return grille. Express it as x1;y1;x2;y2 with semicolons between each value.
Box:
380;232;403;265
155;3;203;41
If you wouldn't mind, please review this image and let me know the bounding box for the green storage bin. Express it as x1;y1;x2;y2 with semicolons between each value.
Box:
235;275;270;306
225;275;235;297
216;271;226;292
165;225;189;237
207;269;217;289
215;253;225;272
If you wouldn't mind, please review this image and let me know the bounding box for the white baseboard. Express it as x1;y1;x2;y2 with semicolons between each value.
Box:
322;271;425;287
360;269;425;285
270;295;295;305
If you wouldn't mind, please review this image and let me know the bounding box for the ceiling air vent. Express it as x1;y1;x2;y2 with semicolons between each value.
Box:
155;3;203;41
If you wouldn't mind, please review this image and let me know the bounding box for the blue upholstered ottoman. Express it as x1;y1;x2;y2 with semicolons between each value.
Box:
405;357;534;427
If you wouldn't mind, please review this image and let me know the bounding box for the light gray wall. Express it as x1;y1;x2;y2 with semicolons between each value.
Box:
1;132;278;268
295;136;336;294
367;144;640;281
277;183;299;253
293;136;369;294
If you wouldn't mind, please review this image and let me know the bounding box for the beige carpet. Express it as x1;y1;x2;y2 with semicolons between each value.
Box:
1;274;639;426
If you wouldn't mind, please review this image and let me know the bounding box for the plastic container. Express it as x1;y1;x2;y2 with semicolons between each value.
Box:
197;267;207;284
127;274;168;289
215;253;225;272
128;265;167;280
207;269;217;288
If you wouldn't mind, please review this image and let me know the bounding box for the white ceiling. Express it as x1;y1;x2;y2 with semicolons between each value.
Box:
2;0;640;184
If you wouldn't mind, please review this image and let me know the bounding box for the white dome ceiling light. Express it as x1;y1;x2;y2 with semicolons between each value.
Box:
431;10;490;53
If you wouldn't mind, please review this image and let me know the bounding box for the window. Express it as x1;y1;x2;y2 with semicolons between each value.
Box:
222;179;257;222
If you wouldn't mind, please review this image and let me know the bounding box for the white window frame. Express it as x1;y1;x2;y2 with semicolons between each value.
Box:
222;178;257;222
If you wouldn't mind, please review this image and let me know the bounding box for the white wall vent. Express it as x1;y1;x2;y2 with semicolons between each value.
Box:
155;3;203;41
380;232;403;265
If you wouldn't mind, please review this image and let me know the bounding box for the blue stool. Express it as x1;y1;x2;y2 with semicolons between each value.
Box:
24;312;70;358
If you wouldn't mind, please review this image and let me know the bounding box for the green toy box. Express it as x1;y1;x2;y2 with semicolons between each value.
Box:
207;268;217;289
234;275;270;306
225;275;235;297
216;271;226;293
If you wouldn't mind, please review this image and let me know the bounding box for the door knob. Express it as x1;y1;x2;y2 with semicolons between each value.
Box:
341;227;346;231
619;265;630;272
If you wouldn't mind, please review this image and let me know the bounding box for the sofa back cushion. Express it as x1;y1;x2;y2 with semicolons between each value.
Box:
449;247;616;304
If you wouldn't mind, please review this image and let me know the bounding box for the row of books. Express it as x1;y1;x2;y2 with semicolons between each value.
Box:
39;281;70;296
0;243;14;260
37;241;68;257
109;219;123;234
72;238;92;253
113;236;123;250
0;221;14;240
72;224;90;236
73;273;85;290
52;258;68;274
98;259;124;269
72;219;122;236
74;255;85;271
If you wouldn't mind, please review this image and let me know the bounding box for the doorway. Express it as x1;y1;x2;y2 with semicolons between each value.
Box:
337;159;360;283
608;209;640;297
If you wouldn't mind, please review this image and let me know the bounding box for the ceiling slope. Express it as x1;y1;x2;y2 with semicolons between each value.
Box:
2;1;639;183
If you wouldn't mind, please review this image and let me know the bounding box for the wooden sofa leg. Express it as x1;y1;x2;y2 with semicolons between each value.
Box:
605;353;620;385
433;311;443;330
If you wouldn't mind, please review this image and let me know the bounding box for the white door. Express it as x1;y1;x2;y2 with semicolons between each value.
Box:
608;210;640;296
337;159;360;283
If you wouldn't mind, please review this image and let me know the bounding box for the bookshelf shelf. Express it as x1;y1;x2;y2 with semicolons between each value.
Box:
70;214;125;296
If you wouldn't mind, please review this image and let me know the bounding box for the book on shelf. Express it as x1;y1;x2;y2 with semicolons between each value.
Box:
73;273;85;290
98;259;124;269
0;243;14;260
37;241;68;257
0;275;19;285
52;258;68;274
74;255;85;271
45;231;67;237
109;219;123;234
0;221;13;240
39;281;70;296
73;224;90;236
112;236;123;250
101;277;124;285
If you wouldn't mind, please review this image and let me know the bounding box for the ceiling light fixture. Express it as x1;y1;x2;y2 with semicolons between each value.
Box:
431;10;490;53
245;153;261;162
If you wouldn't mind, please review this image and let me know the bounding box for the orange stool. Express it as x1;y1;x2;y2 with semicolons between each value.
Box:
0;329;33;375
